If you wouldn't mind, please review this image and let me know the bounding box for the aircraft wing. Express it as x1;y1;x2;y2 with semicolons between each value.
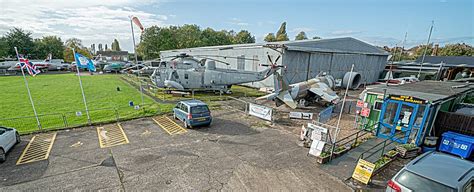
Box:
309;83;340;103
256;92;278;100
277;91;298;109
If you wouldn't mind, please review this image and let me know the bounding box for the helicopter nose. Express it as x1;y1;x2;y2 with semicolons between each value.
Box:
164;80;184;90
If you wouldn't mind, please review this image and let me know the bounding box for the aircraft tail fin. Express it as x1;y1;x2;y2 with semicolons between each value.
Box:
274;72;289;92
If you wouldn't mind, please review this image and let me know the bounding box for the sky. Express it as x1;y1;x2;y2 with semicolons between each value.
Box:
0;0;472;53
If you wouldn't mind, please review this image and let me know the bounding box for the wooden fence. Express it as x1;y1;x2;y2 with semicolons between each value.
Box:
434;111;474;137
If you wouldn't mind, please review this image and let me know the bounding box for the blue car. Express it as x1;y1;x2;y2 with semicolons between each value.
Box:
173;100;212;128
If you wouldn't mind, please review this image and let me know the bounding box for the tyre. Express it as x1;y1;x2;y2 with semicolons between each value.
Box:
184;121;189;129
173;113;177;120
16;132;21;144
0;148;5;163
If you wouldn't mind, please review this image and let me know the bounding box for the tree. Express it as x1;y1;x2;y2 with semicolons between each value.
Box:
411;44;433;58
312;36;322;40
264;33;276;42
233;30;255;44
4;27;34;57
137;26;179;60
65;38;83;49
0;37;8;58
295;31;308;40
438;43;473;56
33;36;64;59
138;25;257;59
111;39;121;51
201;28;233;46
63;38;91;62
176;24;202;48
275;22;289;41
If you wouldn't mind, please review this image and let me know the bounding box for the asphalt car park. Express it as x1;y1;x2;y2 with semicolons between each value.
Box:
0;107;351;191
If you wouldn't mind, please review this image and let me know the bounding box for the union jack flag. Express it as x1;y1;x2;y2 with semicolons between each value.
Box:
19;58;40;76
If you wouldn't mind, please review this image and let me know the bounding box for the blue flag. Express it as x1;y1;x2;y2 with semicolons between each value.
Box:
74;53;96;72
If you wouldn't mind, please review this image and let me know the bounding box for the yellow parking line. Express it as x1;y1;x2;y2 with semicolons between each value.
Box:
152;116;187;135
96;123;129;148
16;133;57;165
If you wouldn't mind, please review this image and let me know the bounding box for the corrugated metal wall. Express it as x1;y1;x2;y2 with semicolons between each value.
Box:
282;51;387;84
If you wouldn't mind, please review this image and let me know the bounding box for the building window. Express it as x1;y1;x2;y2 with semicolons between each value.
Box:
185;74;189;79
373;101;383;111
237;55;245;70
253;55;258;71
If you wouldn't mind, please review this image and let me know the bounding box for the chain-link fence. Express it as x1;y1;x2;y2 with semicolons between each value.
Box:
0;104;165;134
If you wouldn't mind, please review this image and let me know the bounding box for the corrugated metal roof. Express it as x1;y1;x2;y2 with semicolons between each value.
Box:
367;81;473;103
160;37;389;55
416;56;474;67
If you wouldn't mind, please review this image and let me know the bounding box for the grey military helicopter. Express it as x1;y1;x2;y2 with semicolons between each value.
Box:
150;53;283;93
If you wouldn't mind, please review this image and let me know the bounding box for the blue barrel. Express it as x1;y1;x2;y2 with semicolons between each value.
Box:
439;131;474;159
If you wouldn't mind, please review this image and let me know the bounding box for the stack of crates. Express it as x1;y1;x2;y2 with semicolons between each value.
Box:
439;131;474;159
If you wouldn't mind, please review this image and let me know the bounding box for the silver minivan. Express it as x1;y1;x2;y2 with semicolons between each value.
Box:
0;126;20;162
387;151;473;192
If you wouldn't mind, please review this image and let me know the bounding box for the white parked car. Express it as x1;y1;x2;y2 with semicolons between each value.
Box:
0;126;20;162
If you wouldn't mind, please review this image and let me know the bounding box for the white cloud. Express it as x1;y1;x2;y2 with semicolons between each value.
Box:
227;18;249;26
290;27;314;33
330;30;362;36
0;0;167;52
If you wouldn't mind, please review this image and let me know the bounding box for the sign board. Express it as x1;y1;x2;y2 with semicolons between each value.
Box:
308;140;326;157
356;100;364;108
249;103;272;121
307;123;328;142
389;95;428;104
307;123;328;134
289;112;314;120
352;159;376;184
360;108;371;117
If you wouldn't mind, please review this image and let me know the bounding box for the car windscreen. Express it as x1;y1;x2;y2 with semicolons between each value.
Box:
0;127;6;135
396;170;456;192
191;105;209;114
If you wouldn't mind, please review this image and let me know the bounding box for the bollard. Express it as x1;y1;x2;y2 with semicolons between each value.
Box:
62;114;68;127
115;108;120;122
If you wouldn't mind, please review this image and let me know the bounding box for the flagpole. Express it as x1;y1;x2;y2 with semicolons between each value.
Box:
130;15;145;105
14;47;42;130
333;64;355;144
73;48;92;124
418;20;434;79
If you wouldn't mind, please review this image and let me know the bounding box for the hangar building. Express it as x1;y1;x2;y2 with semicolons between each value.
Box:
160;37;389;88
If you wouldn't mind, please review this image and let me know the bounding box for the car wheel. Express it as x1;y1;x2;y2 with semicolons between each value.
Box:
16;132;21;144
184;121;189;128
173;113;177;120
0;149;5;163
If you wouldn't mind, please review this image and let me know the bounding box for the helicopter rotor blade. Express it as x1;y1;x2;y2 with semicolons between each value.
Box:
267;55;273;64
192;55;259;61
274;55;281;64
194;56;231;66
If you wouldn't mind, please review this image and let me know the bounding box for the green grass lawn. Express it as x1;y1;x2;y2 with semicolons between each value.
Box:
0;73;173;133
123;75;266;102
